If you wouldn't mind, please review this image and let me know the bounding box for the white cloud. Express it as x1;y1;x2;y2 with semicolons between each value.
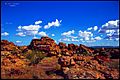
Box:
84;37;90;41
106;30;115;33
61;30;75;36
35;20;42;25
94;26;98;31
71;38;79;42
99;20;119;40
79;30;93;41
33;36;38;39
38;31;47;37
115;38;119;41
16;24;42;37
78;30;99;42
18;25;41;31
80;38;83;41
106;30;115;36
16;32;26;36
94;36;102;40
68;36;78;39
1;32;9;36
62;38;71;42
51;34;55;36
16;40;22;43
87;27;92;30
59;38;71;42
99;20;119;33
87;26;98;31
44;19;62;29
25;30;39;36
102;20;119;28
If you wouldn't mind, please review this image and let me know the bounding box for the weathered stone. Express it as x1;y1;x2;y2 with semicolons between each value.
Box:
1;40;19;51
28;37;60;56
62;67;69;74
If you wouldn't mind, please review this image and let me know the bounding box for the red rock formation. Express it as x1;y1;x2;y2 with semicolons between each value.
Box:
1;37;119;79
1;40;19;51
58;42;67;49
79;44;94;54
59;56;75;67
28;37;60;56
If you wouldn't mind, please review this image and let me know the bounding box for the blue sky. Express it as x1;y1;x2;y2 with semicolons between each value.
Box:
1;1;119;46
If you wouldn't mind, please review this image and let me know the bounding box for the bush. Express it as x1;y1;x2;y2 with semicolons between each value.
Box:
25;50;47;65
83;51;89;56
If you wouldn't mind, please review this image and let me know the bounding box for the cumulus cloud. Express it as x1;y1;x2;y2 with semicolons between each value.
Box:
15;40;22;46
106;30;116;36
60;30;79;43
33;36;38;39
94;26;98;31
99;20;119;40
51;34;55;36
1;32;9;36
38;31;47;37
16;40;22;43
79;30;93;41
44;19;62;29
99;20;119;33
115;38;119;41
87;27;92;30
61;30;75;36
35;20;42;25
62;38;71;42
80;38;83;41
63;38;71;41
16;24;42;37
71;38;79;42
18;25;41;31
94;36;102;40
87;26;98;31
58;38;71;42
16;32;26;36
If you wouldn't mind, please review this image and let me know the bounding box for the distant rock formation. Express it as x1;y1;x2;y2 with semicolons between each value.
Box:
79;44;94;54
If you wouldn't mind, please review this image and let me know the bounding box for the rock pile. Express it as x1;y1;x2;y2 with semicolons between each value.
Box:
1;37;119;79
28;37;60;56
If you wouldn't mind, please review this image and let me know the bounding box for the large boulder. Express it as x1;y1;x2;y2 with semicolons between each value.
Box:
58;56;75;67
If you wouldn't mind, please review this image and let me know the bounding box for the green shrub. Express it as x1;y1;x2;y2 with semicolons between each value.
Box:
25;50;47;65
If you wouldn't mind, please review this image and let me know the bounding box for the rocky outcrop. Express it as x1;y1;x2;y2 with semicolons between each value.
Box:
28;37;60;56
58;42;67;49
1;37;119;79
59;56;75;67
1;40;19;51
79;44;94;54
